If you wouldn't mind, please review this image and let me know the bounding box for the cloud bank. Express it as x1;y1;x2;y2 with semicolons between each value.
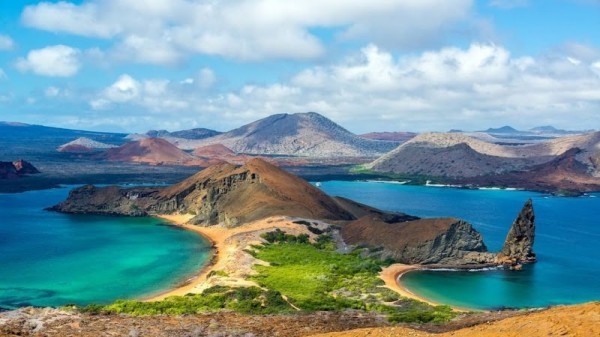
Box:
78;43;600;132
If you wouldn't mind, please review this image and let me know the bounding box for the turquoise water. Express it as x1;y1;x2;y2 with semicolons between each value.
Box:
319;181;600;310
0;187;211;309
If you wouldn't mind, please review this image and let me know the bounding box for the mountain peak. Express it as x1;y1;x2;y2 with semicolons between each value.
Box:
176;112;399;157
484;125;520;133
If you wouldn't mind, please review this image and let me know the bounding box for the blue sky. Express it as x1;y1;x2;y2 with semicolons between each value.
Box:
0;0;599;133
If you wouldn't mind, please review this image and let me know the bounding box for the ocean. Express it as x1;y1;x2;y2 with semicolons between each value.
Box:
1;181;598;310
319;180;600;310
0;186;211;309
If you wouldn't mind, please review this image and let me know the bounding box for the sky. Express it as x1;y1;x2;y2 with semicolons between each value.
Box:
0;0;599;134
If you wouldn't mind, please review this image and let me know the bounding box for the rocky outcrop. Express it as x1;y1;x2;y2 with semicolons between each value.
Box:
49;185;160;216
341;216;492;265
0;160;40;179
498;199;536;264
51;159;355;226
341;199;537;267
50;159;537;268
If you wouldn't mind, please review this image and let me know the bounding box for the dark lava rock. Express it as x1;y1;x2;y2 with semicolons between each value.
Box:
499;199;536;264
0;159;40;179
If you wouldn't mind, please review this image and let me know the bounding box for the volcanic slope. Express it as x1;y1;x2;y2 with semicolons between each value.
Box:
52;158;355;226
58;137;117;153
103;138;194;165
367;131;600;178
51;159;526;267
155;158;357;225
167;112;399;157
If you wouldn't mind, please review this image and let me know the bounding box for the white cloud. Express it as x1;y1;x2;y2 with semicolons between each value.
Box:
15;45;81;77
0;35;15;50
0;68;6;79
90;74;190;111
80;43;599;133
21;0;474;63
21;2;119;38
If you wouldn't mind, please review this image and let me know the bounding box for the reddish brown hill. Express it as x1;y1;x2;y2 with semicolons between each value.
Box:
192;144;236;157
104;138;194;165
53;158;355;226
156;158;356;225
192;144;257;165
458;148;600;193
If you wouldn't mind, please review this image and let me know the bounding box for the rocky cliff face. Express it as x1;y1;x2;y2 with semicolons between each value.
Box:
51;159;355;226
498;199;536;264
341;199;537;267
50;185;160;216
51;159;537;268
341;216;492;265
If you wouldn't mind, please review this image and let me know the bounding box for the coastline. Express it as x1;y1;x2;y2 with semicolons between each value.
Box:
146;214;318;301
380;264;471;312
148;214;474;312
146;214;216;301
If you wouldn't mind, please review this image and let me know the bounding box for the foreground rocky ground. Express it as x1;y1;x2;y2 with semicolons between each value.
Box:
308;302;599;337
0;306;530;337
2;303;597;337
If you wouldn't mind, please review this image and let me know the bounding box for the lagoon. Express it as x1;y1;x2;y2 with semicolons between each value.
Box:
320;181;600;310
0;187;211;309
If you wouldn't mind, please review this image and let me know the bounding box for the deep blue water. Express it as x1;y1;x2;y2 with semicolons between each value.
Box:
0;187;211;309
319;181;600;310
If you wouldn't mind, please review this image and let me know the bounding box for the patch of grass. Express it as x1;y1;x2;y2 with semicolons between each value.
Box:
79;286;293;316
251;242;385;311
260;228;309;244
78;232;458;323
251;235;457;322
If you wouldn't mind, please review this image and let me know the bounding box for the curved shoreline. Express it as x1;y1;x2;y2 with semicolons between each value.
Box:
145;214;216;301
380;264;472;312
145;214;315;301
146;215;475;312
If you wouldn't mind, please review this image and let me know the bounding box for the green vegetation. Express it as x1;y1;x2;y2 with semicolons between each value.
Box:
260;228;309;244
349;165;443;185
79;286;293;315
77;230;456;323
249;231;456;322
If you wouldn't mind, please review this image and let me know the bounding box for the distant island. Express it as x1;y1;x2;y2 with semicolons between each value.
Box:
0;159;39;179
2;113;599;195
51;158;536;269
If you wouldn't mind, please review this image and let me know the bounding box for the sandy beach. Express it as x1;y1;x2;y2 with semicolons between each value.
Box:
148;214;470;312
379;264;436;305
147;214;319;301
380;264;468;312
